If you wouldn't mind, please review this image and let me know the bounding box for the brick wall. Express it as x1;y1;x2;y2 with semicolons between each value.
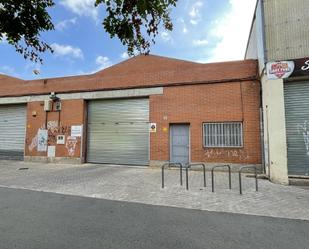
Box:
150;81;261;164
0;56;257;97
25;100;85;159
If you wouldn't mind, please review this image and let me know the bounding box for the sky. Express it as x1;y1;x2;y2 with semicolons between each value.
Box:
0;0;256;80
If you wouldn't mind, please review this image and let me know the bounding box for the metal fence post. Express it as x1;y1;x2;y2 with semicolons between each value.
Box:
186;167;189;190
180;163;183;186
238;166;258;195
228;166;232;190
162;166;165;189
211;168;215;192
239;171;242;194
211;165;231;193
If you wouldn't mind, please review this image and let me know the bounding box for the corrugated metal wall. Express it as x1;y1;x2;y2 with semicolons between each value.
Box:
264;0;309;61
284;81;309;176
87;98;149;165
0;105;26;160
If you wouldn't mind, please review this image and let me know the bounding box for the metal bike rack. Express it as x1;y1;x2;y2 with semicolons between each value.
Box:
161;162;183;188
185;163;207;190
239;166;258;195
211;165;231;192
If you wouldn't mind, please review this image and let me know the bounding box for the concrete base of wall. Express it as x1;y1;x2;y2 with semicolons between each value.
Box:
24;156;82;164
150;160;262;173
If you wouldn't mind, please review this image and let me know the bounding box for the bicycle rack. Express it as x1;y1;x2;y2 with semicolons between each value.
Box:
239;166;258;195
185;163;207;190
211;165;231;192
161;162;183;189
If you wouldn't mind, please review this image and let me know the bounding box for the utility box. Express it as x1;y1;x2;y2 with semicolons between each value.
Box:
55;101;62;111
44;100;52;112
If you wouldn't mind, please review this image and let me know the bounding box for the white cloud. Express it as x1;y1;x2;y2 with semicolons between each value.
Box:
120;52;129;59
190;19;198;25
0;34;7;44
60;0;98;20
51;43;84;59
160;31;173;43
189;1;203;18
189;1;203;25
55;18;77;31
207;0;256;62
193;39;209;46
95;56;112;70
177;18;188;34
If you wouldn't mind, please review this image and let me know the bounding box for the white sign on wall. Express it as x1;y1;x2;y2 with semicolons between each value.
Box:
71;125;83;137
37;129;48;152
47;146;56;158
149;123;157;133
266;61;294;80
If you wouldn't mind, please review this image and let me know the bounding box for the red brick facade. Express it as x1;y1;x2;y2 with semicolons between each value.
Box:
150;82;261;164
0;55;261;165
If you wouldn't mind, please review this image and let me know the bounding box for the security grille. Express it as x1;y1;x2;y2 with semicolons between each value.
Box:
0;104;26;160
203;122;243;148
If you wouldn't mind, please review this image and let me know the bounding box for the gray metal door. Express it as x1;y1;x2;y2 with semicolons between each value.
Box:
87;98;149;165
170;124;190;165
0;104;26;160
284;81;309;176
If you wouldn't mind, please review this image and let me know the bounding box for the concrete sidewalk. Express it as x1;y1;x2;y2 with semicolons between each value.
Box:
0;160;308;221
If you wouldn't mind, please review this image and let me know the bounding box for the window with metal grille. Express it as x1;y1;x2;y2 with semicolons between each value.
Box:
203;122;243;148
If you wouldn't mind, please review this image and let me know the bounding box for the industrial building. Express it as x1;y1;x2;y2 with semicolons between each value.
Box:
0;55;261;168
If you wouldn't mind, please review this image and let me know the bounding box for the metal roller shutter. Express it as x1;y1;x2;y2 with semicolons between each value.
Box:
284;81;309;176
0;105;26;160
87;98;149;165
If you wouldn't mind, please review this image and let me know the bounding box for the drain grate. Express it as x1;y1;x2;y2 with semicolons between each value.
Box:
18;167;29;170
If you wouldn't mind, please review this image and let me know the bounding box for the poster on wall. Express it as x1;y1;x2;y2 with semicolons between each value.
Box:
47;146;56;158
71;125;83;137
266;57;309;80
37;129;48;152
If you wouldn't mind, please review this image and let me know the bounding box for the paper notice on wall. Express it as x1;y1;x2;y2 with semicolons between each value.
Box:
47;146;56;158
37;129;48;152
149;123;157;133
71;125;83;137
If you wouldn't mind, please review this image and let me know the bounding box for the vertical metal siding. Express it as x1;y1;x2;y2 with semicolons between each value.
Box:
284;81;309;176
264;0;309;61
87;98;149;165
0;105;26;160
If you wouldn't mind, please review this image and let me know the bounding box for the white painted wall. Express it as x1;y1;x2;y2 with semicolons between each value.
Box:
262;75;289;184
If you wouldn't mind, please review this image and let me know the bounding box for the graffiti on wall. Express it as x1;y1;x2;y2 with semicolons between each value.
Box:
47;121;71;145
28;125;44;152
297;120;309;155
204;148;250;161
27;121;72;154
28;133;38;152
65;136;78;156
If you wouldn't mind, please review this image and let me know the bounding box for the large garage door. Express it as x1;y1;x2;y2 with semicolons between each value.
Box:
0;104;26;160
284;81;309;176
87;98;149;165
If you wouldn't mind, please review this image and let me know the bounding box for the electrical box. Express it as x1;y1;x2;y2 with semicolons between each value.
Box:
44;100;52;112
55;101;62;111
57;135;65;145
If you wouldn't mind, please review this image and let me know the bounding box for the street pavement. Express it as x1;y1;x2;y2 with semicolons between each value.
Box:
1;187;309;249
0;160;308;221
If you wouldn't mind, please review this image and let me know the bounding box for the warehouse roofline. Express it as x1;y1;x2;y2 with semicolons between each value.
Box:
0;54;258;98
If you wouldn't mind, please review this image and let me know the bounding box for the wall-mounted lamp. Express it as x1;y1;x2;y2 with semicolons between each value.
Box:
49;92;60;102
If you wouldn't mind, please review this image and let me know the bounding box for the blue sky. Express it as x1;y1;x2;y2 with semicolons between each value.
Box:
0;0;256;80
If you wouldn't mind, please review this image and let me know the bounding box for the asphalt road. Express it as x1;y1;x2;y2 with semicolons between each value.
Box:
0;187;308;249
